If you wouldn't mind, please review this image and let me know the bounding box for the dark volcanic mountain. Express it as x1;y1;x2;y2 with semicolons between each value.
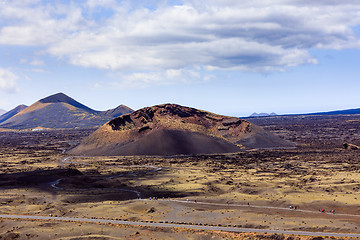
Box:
307;108;360;115
98;105;133;119
0;93;133;129
39;93;95;113
0;105;28;124
69;104;294;156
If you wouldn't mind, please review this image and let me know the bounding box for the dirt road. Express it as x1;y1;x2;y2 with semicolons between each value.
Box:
0;214;360;238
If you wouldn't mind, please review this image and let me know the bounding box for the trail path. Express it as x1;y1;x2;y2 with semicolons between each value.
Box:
0;214;360;238
166;199;360;218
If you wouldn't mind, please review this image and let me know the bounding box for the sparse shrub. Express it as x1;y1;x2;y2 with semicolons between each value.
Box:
310;237;323;240
147;207;156;213
255;233;285;240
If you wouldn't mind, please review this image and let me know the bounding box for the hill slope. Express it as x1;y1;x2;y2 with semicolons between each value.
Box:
98;105;134;119
0;93;133;129
69;104;294;156
0;105;28;124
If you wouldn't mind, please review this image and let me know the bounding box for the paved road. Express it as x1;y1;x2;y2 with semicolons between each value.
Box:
0;214;360;238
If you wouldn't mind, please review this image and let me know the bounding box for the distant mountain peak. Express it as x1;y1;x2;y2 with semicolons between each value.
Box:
250;112;277;117
39;93;95;113
99;104;134;118
39;92;75;104
0;104;28;124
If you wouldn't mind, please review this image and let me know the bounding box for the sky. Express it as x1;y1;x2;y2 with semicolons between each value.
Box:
0;0;360;117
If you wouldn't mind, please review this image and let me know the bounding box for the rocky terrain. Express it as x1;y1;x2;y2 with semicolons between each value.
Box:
247;114;360;149
69;103;294;156
0;113;359;239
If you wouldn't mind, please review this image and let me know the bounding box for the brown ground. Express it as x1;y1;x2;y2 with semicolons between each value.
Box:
0;219;341;240
0;114;359;239
73;129;242;156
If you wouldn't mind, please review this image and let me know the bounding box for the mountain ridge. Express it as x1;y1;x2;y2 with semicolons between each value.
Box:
0;93;133;129
0;105;28;124
249;112;277;117
245;107;360;118
306;108;360;116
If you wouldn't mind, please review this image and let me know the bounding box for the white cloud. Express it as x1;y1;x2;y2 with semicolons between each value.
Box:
1;0;360;85
0;68;18;93
29;59;44;66
19;58;47;73
85;0;117;9
110;68;210;88
29;68;48;73
0;1;87;46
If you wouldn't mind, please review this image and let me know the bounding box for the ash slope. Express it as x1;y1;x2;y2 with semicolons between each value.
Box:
69;104;293;156
0;105;28;124
0;93;133;129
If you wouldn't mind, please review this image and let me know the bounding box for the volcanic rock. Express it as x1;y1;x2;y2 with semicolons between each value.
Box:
69;104;294;156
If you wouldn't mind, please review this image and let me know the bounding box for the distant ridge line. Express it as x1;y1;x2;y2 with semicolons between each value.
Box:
245;107;360;118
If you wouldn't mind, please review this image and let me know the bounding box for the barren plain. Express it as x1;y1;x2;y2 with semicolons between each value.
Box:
0;114;359;239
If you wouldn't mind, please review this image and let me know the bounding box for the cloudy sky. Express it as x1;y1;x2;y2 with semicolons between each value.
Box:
0;0;360;116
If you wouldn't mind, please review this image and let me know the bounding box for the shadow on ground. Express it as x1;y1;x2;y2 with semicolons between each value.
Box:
0;168;196;203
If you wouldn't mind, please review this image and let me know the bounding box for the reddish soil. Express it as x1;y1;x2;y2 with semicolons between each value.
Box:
70;104;293;156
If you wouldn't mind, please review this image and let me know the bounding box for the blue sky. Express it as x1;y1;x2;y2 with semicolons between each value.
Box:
1;0;360;117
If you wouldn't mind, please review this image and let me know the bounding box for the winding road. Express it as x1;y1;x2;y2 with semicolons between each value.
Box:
0;214;360;238
43;155;360;237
